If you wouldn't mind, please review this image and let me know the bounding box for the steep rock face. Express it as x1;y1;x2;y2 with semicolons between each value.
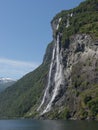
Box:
37;0;98;119
63;34;98;84
38;34;98;120
37;35;65;115
61;34;98;119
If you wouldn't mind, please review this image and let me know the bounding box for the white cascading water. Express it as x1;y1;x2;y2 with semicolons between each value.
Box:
41;35;64;115
37;43;56;111
37;19;64;115
66;18;70;28
38;35;64;115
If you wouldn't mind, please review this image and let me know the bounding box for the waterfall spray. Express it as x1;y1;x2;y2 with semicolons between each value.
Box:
37;43;56;111
41;35;64;115
37;20;64;115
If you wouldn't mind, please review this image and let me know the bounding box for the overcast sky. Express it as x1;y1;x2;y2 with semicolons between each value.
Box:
0;0;84;79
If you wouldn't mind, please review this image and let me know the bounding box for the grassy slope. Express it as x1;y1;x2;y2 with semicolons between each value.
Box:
0;42;53;118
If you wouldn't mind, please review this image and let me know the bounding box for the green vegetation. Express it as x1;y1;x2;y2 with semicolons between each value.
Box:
52;0;98;46
0;63;48;117
88;97;98;116
0;42;53;118
0;0;98;120
0;81;15;92
79;84;98;119
58;107;70;119
71;56;98;120
45;107;70;120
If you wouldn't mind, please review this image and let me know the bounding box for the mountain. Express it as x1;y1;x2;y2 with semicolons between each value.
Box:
0;78;16;92
0;0;98;120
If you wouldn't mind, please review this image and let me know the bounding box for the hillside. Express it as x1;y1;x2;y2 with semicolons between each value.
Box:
0;0;98;120
0;42;53;118
0;78;16;92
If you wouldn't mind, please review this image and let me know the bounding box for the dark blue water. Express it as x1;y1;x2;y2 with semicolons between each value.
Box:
0;119;98;130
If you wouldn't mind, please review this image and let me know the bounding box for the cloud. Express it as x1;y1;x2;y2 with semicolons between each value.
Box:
0;58;39;79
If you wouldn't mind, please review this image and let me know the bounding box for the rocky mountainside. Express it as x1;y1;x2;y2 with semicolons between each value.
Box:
0;78;16;92
0;0;98;120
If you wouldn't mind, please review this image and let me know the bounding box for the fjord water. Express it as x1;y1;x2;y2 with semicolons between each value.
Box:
0;120;98;130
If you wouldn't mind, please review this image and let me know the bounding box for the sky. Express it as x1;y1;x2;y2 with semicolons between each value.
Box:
0;0;84;80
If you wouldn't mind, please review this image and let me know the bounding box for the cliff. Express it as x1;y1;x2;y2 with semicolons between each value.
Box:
42;34;98;120
0;0;98;120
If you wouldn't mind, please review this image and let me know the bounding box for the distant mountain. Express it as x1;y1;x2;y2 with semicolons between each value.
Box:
0;78;16;92
0;0;98;120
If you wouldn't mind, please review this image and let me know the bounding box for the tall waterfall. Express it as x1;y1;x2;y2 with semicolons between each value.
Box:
37;34;64;115
37;43;56;111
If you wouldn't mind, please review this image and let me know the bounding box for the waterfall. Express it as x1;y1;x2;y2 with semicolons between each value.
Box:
37;34;64;115
66;18;70;28
37;43;56;111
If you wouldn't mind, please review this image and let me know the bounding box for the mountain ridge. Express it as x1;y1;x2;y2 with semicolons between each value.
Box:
0;77;16;92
